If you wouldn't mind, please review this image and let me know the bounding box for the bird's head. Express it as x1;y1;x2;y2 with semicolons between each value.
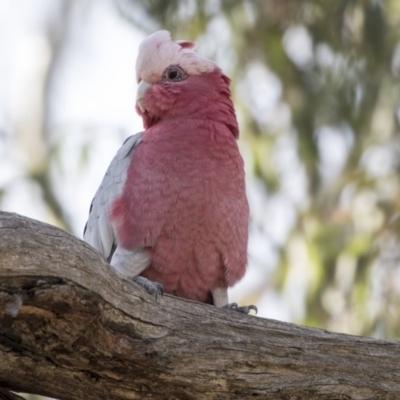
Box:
135;30;238;137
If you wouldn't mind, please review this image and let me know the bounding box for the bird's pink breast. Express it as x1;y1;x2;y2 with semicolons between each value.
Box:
111;118;248;303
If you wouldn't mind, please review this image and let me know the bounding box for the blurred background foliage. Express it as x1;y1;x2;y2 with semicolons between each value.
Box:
1;0;400;345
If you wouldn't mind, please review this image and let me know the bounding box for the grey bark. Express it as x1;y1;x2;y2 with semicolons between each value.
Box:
0;211;399;400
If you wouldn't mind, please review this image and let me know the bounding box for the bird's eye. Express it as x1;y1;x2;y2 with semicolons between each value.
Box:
164;66;186;82
168;70;178;80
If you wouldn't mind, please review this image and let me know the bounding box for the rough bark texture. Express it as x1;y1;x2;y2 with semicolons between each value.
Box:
0;211;399;400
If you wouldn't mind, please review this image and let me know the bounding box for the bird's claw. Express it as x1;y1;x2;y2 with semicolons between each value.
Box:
223;302;258;315
133;276;164;300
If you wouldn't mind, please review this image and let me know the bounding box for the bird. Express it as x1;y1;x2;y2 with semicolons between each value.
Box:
84;30;256;314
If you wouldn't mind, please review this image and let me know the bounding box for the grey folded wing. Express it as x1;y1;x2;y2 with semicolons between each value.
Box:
83;133;143;262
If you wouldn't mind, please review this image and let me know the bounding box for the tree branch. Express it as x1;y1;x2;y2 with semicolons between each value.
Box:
0;211;399;400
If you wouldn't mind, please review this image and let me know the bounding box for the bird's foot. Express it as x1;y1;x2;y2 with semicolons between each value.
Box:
133;276;164;300
223;302;258;315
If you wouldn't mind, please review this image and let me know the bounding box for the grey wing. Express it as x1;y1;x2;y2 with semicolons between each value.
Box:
83;133;143;262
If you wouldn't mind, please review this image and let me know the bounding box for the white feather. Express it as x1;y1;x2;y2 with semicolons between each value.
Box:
84;133;142;261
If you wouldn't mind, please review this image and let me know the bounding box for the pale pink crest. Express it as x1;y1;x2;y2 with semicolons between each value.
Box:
136;30;215;83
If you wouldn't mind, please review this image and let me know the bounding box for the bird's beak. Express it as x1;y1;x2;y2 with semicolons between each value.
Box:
136;80;152;113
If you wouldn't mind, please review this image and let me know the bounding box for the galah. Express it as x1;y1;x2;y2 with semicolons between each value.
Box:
84;30;255;314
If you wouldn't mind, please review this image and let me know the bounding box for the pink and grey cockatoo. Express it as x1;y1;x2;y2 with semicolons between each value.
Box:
84;30;255;314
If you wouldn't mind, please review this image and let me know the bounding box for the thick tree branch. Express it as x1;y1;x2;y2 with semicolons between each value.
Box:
0;211;399;400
